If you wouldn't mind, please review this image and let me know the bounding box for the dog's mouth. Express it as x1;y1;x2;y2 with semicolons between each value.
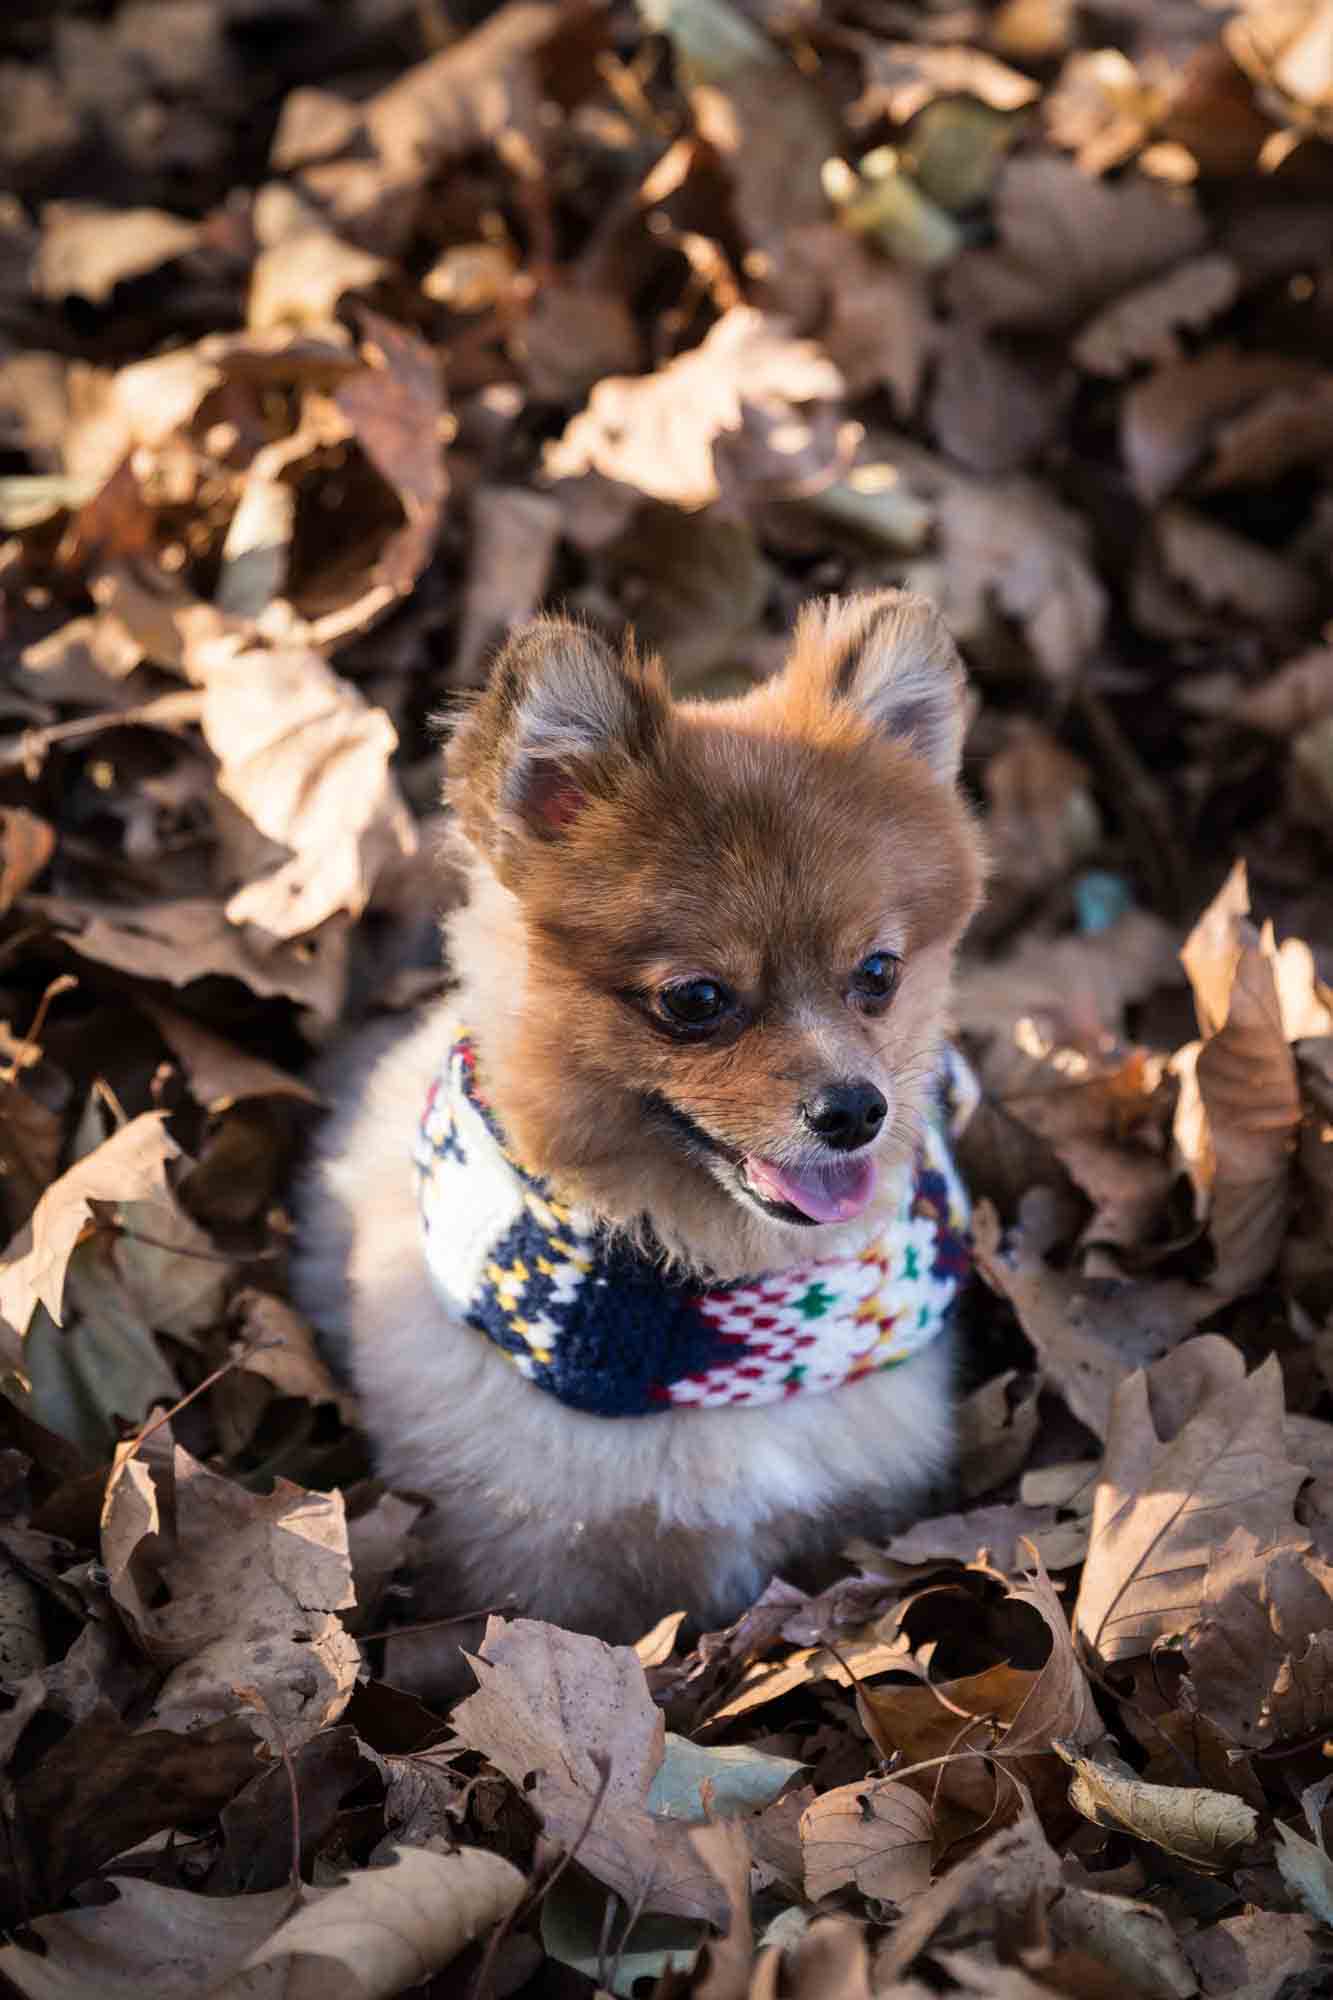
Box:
738;1152;878;1226
643;1091;880;1227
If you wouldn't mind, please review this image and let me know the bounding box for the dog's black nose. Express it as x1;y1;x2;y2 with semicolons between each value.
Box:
801;1080;887;1151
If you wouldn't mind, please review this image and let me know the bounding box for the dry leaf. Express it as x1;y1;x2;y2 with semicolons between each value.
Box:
227;1845;527;1998
452;1615;729;1924
1056;1739;1259;1869
1177;865;1302;1300
1234;647;1333;736
143;1003;320;1112
1074;1338;1307;1665
973;1193;1203;1441
101;1434;359;1749
0;1112;177;1334
800;1779;933;1905
182;629;417;941
947;157;1208;331
1182;1528;1333;1750
35;203;200;304
0;808;55;914
1073;254;1240;377
543;307;843;509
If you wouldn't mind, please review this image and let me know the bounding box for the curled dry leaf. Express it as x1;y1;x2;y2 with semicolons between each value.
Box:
1176;862;1302;1301
182;629;417;942
101;1435;359;1750
451;1615;729;1924
1054;1739;1260;1870
998;1551;1102;1758
1053;1883;1198;2000
543;307;843;510
0;1112;177;1335
800;1778;933;1905
333;311;448;600
227;1844;527;1999
1074;1337;1308;1665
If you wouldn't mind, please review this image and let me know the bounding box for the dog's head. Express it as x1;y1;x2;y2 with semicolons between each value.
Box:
446;592;985;1245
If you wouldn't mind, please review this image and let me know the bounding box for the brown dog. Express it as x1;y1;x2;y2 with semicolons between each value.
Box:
293;592;985;1644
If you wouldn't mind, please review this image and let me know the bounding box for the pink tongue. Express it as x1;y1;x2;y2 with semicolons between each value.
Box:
744;1153;878;1223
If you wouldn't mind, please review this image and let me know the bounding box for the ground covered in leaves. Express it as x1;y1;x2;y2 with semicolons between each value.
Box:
1;0;1332;1993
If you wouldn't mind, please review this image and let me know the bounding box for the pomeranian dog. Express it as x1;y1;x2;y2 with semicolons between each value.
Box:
293;591;985;1646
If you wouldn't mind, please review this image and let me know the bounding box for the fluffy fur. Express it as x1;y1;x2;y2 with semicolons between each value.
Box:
293;591;985;1646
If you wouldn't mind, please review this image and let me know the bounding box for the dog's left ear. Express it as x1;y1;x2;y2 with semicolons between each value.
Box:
794;591;968;784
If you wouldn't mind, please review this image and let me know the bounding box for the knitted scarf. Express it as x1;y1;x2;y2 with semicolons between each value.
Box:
413;1028;974;1419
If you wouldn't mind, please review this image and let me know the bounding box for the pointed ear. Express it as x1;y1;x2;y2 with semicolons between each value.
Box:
795;591;969;784
447;618;667;858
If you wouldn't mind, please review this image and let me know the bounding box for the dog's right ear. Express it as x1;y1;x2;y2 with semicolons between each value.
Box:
447;619;667;864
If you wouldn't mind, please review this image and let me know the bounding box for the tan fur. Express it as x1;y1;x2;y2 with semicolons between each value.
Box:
293;591;985;1648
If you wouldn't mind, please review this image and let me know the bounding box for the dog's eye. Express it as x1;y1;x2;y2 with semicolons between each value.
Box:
850;952;902;1011
657;979;732;1030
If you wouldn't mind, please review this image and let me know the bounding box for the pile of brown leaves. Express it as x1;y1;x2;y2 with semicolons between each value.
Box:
1;0;1332;1992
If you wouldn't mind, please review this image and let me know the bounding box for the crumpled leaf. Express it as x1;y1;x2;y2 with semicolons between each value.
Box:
1176;862;1303;1301
181;629;417;941
451;1615;729;1924
1074;1338;1308;1665
543;307;843;510
0;1112;177;1334
800;1778;933;1904
1054;1739;1260;1869
101;1434;359;1750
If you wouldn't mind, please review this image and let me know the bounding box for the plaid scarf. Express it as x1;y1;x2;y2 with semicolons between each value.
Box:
413;1028;974;1419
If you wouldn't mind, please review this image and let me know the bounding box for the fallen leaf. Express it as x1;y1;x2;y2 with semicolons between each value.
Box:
453;486;561;687
24;892;347;1020
0;1112;177;1334
101;1434;359;1749
1074;1338;1308;1665
1182;1528;1333;1750
1054;1739;1259;1869
973;1192;1203;1440
227;1289;358;1422
800;1778;933;1904
946;157;1208;331
228;1844;527;1998
1073;254;1240;377
998;1551;1102;1757
543;306;843;509
1234;647;1333;736
647;1734;805;1821
1185;1908;1322;2000
334;310;448;598
35;202;200;304
0;1846;525;2000
143;1003;320;1112
1053;1883;1199;2000
935;472;1107;684
1123;348;1325;505
1177;865;1303;1300
451;1615;729;1924
0;808;55;914
182;629;417;941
